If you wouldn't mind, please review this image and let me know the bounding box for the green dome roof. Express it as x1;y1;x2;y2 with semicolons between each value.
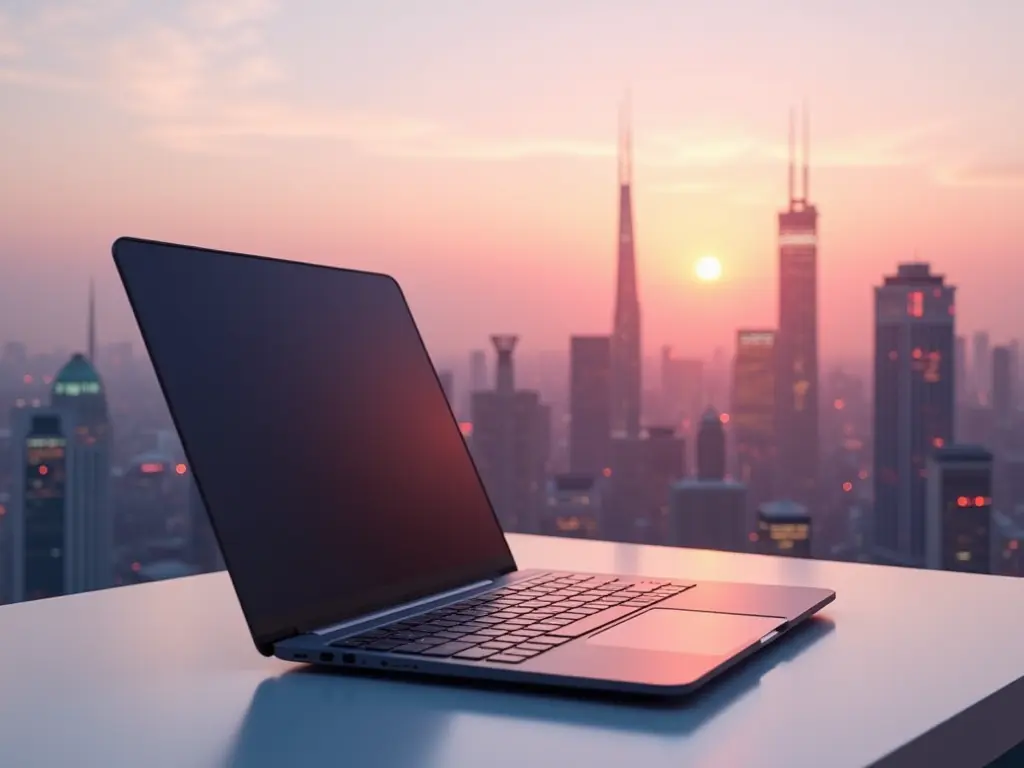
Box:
52;353;103;397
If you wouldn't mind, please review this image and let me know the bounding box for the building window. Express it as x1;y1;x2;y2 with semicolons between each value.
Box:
907;291;924;318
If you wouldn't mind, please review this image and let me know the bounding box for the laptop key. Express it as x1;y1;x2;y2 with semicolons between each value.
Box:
454;634;492;644
487;654;529;664
366;640;406;651
481;641;515;650
453;647;498;660
421;641;477;657
391;643;434;654
547;606;637;638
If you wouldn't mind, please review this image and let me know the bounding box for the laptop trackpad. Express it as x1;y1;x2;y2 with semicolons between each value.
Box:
587;609;785;656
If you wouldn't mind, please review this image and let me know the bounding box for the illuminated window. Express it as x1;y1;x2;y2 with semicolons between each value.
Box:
924;351;941;383
907;291;924;317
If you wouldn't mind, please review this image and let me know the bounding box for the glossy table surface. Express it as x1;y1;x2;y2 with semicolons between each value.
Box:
1;534;1023;768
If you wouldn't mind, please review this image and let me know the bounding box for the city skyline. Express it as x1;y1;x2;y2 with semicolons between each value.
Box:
3;0;1024;356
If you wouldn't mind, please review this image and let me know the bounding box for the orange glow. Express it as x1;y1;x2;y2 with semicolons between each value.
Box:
907;291;924;318
140;462;165;474
458;421;473;437
957;496;969;507
131;562;141;573
974;496;985;506
719;412;730;424
842;481;852;492
932;437;944;448
175;463;187;475
38;465;49;475
602;467;612;477
833;398;845;410
912;348;923;359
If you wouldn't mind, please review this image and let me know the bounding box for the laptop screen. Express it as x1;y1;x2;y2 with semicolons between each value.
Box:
114;238;516;651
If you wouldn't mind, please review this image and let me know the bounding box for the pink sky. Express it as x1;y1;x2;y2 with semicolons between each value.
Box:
2;0;1024;360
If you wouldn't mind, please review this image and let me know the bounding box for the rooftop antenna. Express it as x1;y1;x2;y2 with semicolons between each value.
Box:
788;106;796;206
801;99;810;203
619;89;632;186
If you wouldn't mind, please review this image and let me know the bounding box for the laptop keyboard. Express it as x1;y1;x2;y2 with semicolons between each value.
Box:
330;572;694;664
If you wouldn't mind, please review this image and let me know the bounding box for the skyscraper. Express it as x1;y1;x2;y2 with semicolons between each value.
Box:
992;345;1013;427
925;445;993;574
568;335;612;476
668;409;747;553
610;97;642;439
873;263;956;566
972;331;991;405
470;336;549;534
8;354;113;601
954;335;968;405
732;330;776;514
775;105;819;509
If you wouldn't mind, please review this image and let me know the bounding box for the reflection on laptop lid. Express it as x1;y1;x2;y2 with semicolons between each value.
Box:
113;237;516;654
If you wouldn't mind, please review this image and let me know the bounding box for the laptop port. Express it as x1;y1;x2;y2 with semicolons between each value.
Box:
319;652;334;662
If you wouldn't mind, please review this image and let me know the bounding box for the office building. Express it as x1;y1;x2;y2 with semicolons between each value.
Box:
972;331;990;405
992;512;1024;577
775;105;820;509
7;354;113;602
925;445;993;574
568;335;612;477
757;500;812;558
873;262;955;567
437;369;454;408
610;99;642;439
606;427;685;544
660;347;704;426
668;409;746;552
732;330;776;514
992;345;1013;427
955;335;968;405
470;336;549;534
542;474;604;539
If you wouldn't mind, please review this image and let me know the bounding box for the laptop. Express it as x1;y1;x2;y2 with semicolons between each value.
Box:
112;236;835;697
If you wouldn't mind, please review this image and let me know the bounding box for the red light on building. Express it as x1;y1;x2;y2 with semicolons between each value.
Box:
22;374;33;384
833;398;845;410
719;413;730;424
38;465;49;476
458;421;473;437
131;562;141;573
1010;540;1020;551
748;532;759;542
907;291;924;317
602;467;612;477
140;462;165;474
932;437;944;448
957;496;969;507
175;463;187;475
842;482;852;492
974;496;985;507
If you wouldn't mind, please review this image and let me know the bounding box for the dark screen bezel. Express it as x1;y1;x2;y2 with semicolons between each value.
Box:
112;236;518;654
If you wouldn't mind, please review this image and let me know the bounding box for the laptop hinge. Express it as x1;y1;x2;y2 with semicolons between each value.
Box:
310;579;494;637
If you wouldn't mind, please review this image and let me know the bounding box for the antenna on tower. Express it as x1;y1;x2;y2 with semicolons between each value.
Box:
787;106;796;206
619;89;632;186
87;278;96;363
801;99;810;203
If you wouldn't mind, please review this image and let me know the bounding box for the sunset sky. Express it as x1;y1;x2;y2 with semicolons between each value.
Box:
2;0;1024;360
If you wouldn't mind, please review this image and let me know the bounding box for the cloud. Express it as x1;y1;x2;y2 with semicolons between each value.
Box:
934;162;1024;188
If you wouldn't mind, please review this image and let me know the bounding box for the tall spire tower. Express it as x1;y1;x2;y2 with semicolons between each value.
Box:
776;101;820;513
87;279;97;363
610;92;642;438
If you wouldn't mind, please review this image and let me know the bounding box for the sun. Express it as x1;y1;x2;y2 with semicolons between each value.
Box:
695;255;723;282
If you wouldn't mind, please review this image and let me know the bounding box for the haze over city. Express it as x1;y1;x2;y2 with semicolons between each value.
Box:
3;0;1024;359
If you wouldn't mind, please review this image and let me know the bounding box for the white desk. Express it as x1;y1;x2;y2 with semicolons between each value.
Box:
1;534;1022;768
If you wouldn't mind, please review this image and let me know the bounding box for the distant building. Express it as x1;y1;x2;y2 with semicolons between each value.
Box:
606;427;685;544
925;445;993;574
542;474;604;539
732;330;776;518
991;512;1024;577
972;331;991;405
437;369;454;408
470;336;549;534
7;354;113;602
992;345;1013;427
955;335;968;406
757;500;812;558
568;336;612;477
873;262;955;567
